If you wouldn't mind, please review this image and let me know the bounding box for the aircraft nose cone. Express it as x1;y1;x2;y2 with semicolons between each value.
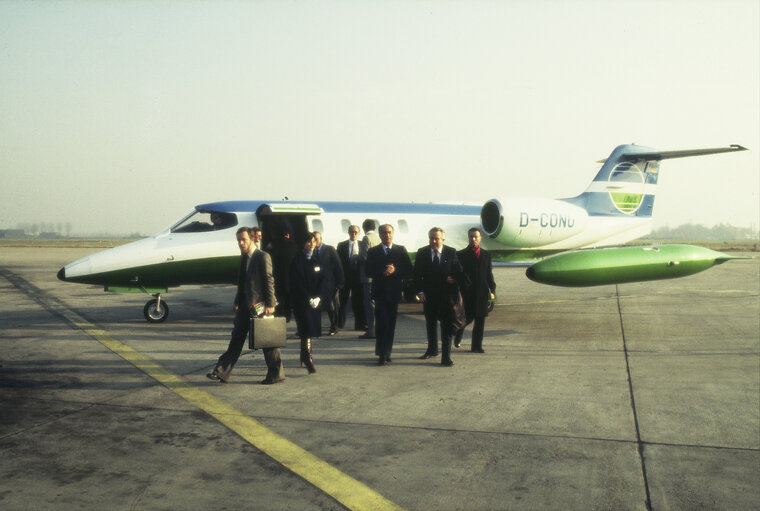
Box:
57;267;66;281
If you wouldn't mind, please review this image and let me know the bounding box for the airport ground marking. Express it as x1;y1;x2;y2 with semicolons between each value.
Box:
59;306;405;511
0;269;405;511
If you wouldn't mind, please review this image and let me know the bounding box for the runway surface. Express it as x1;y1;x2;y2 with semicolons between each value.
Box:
1;247;758;510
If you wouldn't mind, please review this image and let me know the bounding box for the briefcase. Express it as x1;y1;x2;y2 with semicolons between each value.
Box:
249;315;287;349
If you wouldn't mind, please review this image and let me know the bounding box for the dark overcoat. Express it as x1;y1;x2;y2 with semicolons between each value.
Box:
290;250;326;338
457;246;496;319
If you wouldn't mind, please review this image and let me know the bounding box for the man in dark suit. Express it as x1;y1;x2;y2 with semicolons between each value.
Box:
453;228;496;353
358;219;381;339
336;225;365;330
414;227;463;366
314;231;344;336
365;224;412;365
207;227;283;384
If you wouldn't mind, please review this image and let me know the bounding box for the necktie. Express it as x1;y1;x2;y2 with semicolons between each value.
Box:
434;251;440;265
350;241;359;266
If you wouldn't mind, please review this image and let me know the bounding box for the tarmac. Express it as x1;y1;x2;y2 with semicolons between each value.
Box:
0;246;758;511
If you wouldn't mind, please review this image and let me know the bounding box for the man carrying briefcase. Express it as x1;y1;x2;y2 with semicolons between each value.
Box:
207;227;285;385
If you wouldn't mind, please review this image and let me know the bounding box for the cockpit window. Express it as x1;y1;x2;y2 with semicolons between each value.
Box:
171;211;238;233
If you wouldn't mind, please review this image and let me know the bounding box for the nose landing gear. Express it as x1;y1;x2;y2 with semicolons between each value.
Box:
144;294;170;322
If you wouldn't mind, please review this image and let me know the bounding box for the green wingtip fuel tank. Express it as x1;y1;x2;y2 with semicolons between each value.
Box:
525;244;740;287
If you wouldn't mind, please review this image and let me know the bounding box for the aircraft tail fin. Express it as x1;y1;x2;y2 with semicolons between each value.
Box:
565;144;748;218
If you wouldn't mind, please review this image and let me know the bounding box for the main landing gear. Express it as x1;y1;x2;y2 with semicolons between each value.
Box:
143;294;170;323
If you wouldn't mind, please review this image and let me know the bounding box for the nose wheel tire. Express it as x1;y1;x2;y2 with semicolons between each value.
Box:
144;298;169;322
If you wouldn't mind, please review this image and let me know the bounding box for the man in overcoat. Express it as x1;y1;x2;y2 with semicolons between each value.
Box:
453;228;496;353
314;231;344;336
414;227;463;366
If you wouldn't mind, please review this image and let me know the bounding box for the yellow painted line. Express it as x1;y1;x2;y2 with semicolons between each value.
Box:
53;305;405;511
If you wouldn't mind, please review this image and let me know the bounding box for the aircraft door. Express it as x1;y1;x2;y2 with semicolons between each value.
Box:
255;203;323;249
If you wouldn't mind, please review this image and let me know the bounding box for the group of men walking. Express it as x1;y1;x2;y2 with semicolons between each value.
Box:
206;220;496;385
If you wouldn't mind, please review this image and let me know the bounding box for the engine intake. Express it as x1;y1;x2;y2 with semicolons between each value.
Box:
480;198;588;248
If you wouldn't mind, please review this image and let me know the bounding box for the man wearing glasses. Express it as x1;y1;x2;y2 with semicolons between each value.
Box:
337;225;365;331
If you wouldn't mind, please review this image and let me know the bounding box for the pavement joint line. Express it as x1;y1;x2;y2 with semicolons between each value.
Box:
616;284;653;511
2;269;405;511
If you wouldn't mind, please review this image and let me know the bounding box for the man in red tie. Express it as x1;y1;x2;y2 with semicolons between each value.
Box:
453;228;496;353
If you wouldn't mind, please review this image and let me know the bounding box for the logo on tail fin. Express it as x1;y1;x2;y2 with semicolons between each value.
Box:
608;161;647;214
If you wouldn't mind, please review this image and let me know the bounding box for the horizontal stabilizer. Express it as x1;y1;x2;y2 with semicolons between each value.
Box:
597;144;747;163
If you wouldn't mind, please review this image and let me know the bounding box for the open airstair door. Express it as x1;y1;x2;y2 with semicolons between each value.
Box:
256;202;324;247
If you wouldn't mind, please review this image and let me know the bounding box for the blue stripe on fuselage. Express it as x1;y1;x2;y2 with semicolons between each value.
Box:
196;200;483;216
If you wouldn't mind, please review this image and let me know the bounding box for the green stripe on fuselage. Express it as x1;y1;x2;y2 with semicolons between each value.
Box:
68;250;555;291
65;255;240;289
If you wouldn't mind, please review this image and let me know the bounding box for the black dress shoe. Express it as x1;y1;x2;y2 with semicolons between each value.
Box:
441;358;454;367
215;363;234;383
454;340;461;348
378;357;386;365
471;348;485;353
207;363;233;383
385;356;392;363
329;329;337;336
418;352;438;359
261;377;285;385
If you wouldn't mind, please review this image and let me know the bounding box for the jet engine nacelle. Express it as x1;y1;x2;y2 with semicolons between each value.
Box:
480;197;588;247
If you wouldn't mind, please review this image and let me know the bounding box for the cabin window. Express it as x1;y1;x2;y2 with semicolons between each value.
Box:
171;211;238;233
310;218;324;234
397;219;409;234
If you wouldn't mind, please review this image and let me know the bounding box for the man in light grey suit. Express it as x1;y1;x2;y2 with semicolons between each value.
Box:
358;219;381;339
207;227;283;384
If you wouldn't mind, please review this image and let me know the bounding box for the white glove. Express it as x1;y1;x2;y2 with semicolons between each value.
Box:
309;297;321;309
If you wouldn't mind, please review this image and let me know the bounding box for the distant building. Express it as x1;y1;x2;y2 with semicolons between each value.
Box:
39;232;60;239
0;229;27;239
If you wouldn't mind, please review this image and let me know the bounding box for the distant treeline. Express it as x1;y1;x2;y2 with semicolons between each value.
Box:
644;223;758;241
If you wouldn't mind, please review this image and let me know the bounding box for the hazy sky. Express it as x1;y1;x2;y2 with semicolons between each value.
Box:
1;0;758;235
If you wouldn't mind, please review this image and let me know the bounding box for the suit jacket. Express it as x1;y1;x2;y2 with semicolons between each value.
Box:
366;244;412;303
413;245;463;307
337;238;362;285
358;230;381;283
457;246;496;318
315;244;344;301
234;249;276;311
